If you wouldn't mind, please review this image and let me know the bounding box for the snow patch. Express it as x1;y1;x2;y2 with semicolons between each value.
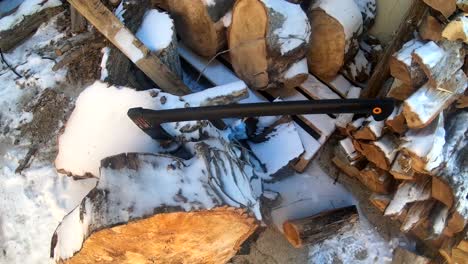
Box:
0;0;61;31
136;9;174;52
222;10;232;27
99;47;110;81
413;41;444;69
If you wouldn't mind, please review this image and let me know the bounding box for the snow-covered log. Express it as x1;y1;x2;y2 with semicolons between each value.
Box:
51;138;262;261
353;0;376;30
307;0;363;80
357;163;394;194
0;0;63;51
55;81;248;178
428;202;450;236
229;0;310;90
403;70;468;129
342;49;372;83
384;179;432;216
167;0;234;57
386;78;416;101
355;134;398;170
419;15;443;41
389;40;427;88
442;13;468;44
399;114;445;173
412;40;465;89
432;111;468;220
385;105;407;134
352;116;384;141
423;0;456;17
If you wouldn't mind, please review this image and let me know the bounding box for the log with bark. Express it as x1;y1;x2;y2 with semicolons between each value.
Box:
422;0;457;17
357;163;394;194
385;105;407;135
282;205;359;248
354;134;398;170
384;179;432;216
369;194;391;212
442;13;468;43
419;15;443;41
167;0;234;57
403;70;468;129
389;39;427;88
228;0;311;90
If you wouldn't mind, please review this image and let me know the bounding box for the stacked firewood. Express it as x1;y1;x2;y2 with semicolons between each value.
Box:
333;1;468;261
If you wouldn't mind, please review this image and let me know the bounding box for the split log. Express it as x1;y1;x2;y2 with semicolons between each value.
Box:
401;200;436;232
403;70;468;129
167;0;234;57
428;202;450;236
389;153;416;181
357;163;394;194
412;40;465;89
391;247;431;264
432;111;468;220
453;248;468;264
342;49;371;83
229;0;310;90
385;179;432;216
67;0;190;95
307;0;363;80
389;39;427;88
386;78;416;101
432;176;454;208
458;0;468;11
369;194;391;212
338;137;362;162
399;114;445;173
385;105;407;135
52;139;262;262
419;15;443;41
446;211;466;235
442;13;468;43
352;116;384;140
344;117;365;136
283;205;358;248
332;156;361;178
422;0;456;17
0;3;63;52
355;134;398;170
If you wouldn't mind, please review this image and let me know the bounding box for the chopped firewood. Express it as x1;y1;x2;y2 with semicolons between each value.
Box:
456;94;468;108
458;0;468;11
344;117;366;136
391;247;431;264
332;156;361;178
442;13;468;43
419;15;443;41
357;163;395;194
342;49;372;83
389;153;416;181
403;70;468;129
352;116;384;140
338;137;362;162
432;177;454;208
401;200;436;232
307;0;366;80
422;0;457;17
229;0;310;90
389;39;427;88
386;78;416;101
432;111;468;221
359;34;383;69
356;134;398;170
283;205;359;248
439;238;456;264
429;202;450;236
457;240;468;252
453;248;468;264
399;114;445;173
446;211;467;235
385;179;432;216
412;40;465;89
335;87;362;133
385;105;407;134
167;0;233;57
369;194;391;212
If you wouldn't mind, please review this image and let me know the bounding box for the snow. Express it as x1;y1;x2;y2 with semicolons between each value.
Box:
0;0;61;31
374;136;397;162
329;74;353;97
284;58;308;79
395;39;424;66
136;9;174;52
348;49;371;80
99;47;110;81
114;28;144;63
413;41;444;69
340;137;359;160
261;0;311;55
114;1;125;22
222;10;232;27
365;116;384;138
313;0;363;52
294;124;321;160
202;0;216;6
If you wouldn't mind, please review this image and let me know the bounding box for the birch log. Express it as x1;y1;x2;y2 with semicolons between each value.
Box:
442;13;468;44
168;0;234;57
229;0;311;90
389;40;427;88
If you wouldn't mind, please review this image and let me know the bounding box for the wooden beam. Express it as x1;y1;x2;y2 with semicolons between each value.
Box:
67;0;191;95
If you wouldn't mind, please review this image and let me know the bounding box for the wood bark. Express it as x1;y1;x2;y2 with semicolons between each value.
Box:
389;40;427;88
67;0;190;95
422;0;456;17
283;205;358;248
342;49;372;83
168;0;233;57
307;0;363;80
419;15;443;41
229;0;310;90
428;202;450;236
403;70;467;129
442;13;468;44
0;6;63;52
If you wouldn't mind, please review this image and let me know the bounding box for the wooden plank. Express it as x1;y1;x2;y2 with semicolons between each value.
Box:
298;74;341;100
363;1;429;98
67;0;190;95
326;75;352;98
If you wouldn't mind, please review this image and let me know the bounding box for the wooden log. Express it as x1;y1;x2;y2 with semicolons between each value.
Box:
332;156;361;178
352;116;384;141
357;163;395;194
403;70;468;129
386;78;416;101
385;179;432;216
412;40;465;89
432;176;454;208
442;13;468;43
452;248;468;264
355;134;398;171
422;0;456;18
389;153;416;181
446;211;466;235
307;0;364;80
283;205;358;248
401;200;436;232
391;247;431;264
369;194;391;212
229;0;310;90
0;4;63;52
167;0;233;58
67;0;190;95
419;15;443;41
389;39;427;88
385;105;407;134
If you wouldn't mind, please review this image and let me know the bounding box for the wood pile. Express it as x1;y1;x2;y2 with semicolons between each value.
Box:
332;2;468;261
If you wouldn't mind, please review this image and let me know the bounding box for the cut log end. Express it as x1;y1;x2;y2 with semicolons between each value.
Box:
283;221;302;248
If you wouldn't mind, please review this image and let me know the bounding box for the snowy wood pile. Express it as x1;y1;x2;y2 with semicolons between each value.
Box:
332;2;468;261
